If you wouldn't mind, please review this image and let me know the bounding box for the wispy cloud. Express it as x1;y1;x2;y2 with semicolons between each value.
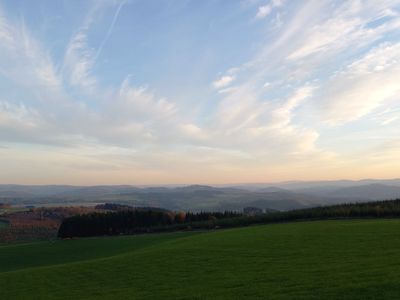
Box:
316;42;400;125
63;30;96;90
62;1;125;92
212;75;235;89
255;0;284;19
287;2;400;61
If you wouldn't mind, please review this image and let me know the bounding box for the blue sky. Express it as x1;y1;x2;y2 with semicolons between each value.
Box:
0;0;399;185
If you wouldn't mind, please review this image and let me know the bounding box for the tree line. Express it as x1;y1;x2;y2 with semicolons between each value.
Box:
58;210;241;238
58;199;400;238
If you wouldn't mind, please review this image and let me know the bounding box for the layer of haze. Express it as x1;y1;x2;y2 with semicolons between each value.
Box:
0;0;399;185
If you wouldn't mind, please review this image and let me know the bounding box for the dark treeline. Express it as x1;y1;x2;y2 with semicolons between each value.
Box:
94;203;168;212
185;211;239;222
58;210;241;238
215;199;400;228
58;199;400;238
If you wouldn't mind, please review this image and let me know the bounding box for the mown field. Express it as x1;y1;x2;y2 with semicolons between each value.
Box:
1;219;400;299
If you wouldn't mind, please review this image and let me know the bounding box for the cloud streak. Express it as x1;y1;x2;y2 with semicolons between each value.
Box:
94;0;126;61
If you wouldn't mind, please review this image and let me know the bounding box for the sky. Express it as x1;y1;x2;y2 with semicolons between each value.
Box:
0;0;399;185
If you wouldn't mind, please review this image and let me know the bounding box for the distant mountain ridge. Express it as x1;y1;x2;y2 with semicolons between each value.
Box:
232;178;400;190
322;184;400;200
1;179;400;212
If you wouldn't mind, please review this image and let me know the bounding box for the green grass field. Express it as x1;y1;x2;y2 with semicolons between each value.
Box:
1;219;400;299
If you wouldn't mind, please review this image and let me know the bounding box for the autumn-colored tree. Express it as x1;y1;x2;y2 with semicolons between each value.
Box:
175;211;186;223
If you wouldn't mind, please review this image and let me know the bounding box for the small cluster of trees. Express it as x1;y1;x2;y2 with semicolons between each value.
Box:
58;209;242;238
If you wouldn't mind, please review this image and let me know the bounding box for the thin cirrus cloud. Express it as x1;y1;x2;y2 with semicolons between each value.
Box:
0;0;399;184
317;42;400;125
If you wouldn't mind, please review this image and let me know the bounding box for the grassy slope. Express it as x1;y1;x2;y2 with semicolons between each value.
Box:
1;220;400;299
0;232;196;272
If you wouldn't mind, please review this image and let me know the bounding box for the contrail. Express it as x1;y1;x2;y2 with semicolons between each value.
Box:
94;0;126;62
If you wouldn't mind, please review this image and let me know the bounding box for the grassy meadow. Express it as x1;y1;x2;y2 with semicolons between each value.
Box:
1;219;400;299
